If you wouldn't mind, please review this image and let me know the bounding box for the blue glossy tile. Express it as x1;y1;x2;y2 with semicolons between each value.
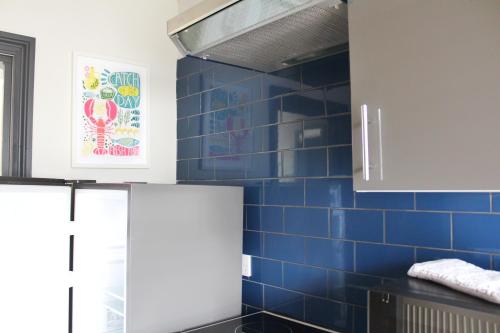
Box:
177;56;200;78
261;206;283;232
305;238;354;271
494;257;500;271
326;84;350;115
264;233;305;263
176;77;188;98
228;77;261;106
329;146;353;176
247;256;262;282
327;114;352;145
257;125;278;152
243;231;262;256
242;180;263;205
328;271;372;306
243;305;261;315
215;156;246;180
284;263;327;297
454;213;500;253
201;88;228;112
282;149;327;177
260;259;283;287
305;296;353;332
246;206;260;231
201;133;229;157
200;58;216;72
416;249;491;269
284;207;329;237
177;160;189;180
303;119;328;147
264;286;304;321
263;67;301;99
353;307;367;333
212;63;255;87
282;89;325;122
178;137;200;159
188;158;214;180
356;192;414;209
188;113;214;137
302;52;350;87
492;194;500;212
250;98;281;127
356;243;414;278
242;280;263;308
177;94;201;118
305;178;354;208
416;193;490;212
247;153;279;179
278;122;303;150
229;130;259;154
386;211;451;248
264;179;304;206
177;118;189;139
331;209;384;242
214;107;251;132
188;72;201;95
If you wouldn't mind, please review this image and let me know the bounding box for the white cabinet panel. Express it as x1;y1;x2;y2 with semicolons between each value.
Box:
0;184;71;333
349;0;500;191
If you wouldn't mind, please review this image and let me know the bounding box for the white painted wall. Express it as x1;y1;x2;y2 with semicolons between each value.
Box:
178;0;205;12
0;0;180;183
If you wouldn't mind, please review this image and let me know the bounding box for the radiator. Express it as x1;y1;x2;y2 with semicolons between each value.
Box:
369;279;500;333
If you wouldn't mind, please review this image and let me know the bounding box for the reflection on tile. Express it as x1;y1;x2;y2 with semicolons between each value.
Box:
305;296;353;332
187;113;214;137
214;107;251;132
326;84;350;115
250;98;280;127
229;129;258;154
178;137;200;159
329;146;353;176
328;270;371;306
177;56;200;78
278;122;303;150
302;52;350;87
212;63;255;87
282;148;327;177
188;158;214;180
331;209;384;242
228;77;261;106
303;119;328;147
264;178;304;206
257;125;278;152
327;115;351;145
305;178;354;208
201;133;229;157
284;263;327;297
247;153;279;179
177;94;201;118
263;66;301;99
305;238;354;271
202;88;228;112
282;89;325;122
264;286;305;321
215;155;246;180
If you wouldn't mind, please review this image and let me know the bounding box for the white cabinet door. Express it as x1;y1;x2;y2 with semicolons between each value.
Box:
349;0;500;191
0;184;71;333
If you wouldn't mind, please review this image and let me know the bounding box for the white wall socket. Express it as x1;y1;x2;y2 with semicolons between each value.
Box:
242;254;252;277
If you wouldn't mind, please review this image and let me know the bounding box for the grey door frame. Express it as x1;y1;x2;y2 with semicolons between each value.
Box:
0;31;35;177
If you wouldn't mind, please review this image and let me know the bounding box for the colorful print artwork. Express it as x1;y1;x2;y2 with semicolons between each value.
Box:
73;54;148;167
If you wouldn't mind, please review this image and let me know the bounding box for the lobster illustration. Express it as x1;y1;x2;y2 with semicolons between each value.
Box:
84;98;118;155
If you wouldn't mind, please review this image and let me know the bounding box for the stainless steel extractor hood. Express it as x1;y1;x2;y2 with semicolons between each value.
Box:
167;0;348;72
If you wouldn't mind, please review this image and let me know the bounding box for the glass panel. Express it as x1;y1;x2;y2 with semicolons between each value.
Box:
0;184;71;333
0;61;4;175
73;189;128;333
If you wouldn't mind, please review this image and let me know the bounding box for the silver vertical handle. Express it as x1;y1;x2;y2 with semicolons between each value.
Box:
361;104;370;181
377;108;384;181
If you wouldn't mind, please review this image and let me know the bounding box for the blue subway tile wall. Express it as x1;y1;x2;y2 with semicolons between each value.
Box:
176;54;500;333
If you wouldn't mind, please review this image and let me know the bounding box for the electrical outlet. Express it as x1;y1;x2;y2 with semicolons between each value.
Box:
242;254;252;277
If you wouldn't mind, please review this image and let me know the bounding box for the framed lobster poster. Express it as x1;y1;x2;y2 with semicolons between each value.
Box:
72;54;149;168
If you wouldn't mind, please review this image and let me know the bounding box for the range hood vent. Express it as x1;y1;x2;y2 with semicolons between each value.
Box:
167;0;348;72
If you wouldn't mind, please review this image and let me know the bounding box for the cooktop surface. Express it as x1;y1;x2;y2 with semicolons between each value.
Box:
184;312;331;333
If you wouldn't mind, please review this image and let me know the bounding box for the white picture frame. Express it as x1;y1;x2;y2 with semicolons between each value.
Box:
72;53;149;168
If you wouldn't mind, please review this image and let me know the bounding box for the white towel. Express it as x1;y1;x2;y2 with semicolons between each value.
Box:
407;259;500;304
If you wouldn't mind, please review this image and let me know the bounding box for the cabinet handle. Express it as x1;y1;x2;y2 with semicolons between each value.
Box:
377;108;383;180
361;104;370;181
